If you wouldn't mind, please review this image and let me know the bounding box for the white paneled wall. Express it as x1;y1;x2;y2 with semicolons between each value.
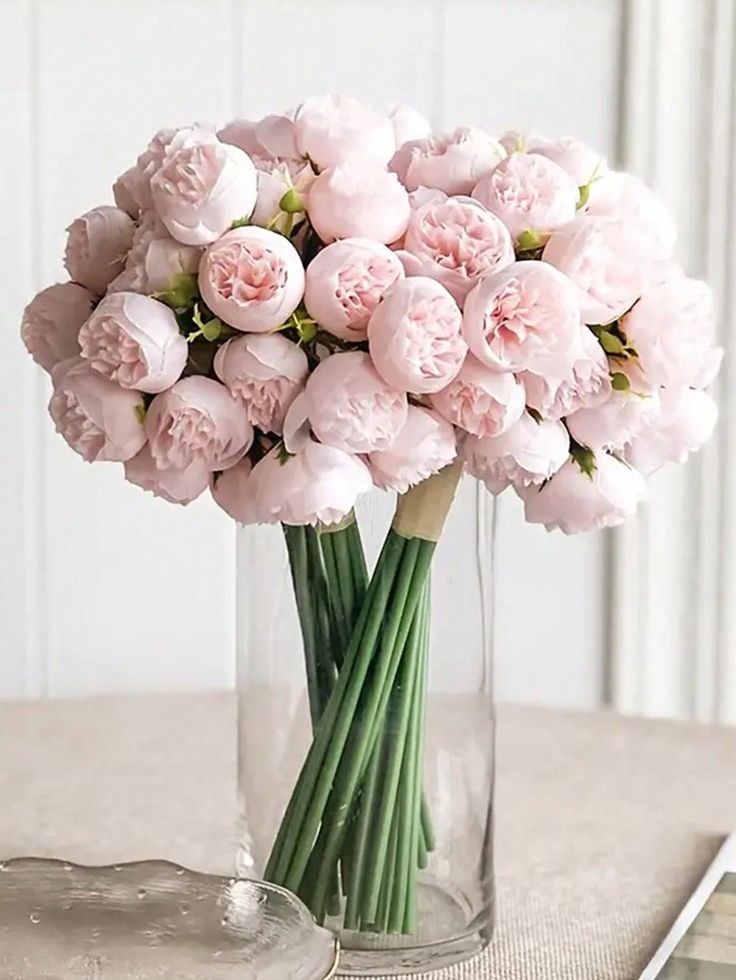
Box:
2;0;624;705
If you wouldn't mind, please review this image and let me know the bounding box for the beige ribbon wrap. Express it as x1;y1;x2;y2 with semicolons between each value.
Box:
391;461;463;542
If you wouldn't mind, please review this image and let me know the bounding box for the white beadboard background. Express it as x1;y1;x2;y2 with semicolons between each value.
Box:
2;0;733;719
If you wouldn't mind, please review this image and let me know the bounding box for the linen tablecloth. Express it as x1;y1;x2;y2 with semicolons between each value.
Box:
1;693;735;979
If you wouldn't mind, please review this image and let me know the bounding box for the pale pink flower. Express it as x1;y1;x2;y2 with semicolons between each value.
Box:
214;333;308;434
145;376;253;471
282;392;311;454
78;291;187;394
368;406;457;493
368;277;466;394
401;192;514;305
566;384;661;452
211;457;258;523
250;441;373;526
151;132;258;245
48;357;146;463
251;159;315;234
472;153;578;242
621;275;722;388
430;355;525;437
523;453;646;533
307;160;410;244
462;413;570;494
387;103;432;146
64;206;136;296
543;215;649;324
21;282;95;373
113;166;141;217
304;238;404;341
126;127;178;211
586;170;676;259
520;327;612;420
294;94;395;170
627;387;718;476
198;226;305;333
124;444;210;505
462;261;580;373
304;351;407;453
391;127;506;196
217;119;263;160
107;214;202;295
528;137;607;187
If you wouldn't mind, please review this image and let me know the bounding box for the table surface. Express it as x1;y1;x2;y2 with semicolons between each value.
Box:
1;693;735;980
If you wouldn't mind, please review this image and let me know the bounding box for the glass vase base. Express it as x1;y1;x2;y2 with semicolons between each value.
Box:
329;882;492;976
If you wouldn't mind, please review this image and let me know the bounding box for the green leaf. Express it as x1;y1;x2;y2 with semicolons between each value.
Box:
610;372;630;392
597;330;626;355
279;187;304;214
134;402;147;425
577;182;591;210
231;215;251;229
152;273;199;310
277;442;294;464
516;229;541;251
200;317;223;342
570;443;597;479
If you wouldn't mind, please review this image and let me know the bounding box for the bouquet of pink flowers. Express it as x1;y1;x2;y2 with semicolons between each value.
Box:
21;94;720;936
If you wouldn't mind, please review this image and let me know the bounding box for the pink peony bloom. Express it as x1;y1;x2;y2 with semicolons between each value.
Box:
528;137;607;187
78;291;187;394
250;441;373;526
566;383;661;452
304;351;407;453
620;275;722;388
217;119;264;160
49;357;146;463
520;327;612;420
21;282;95;373
401;192;514;305
211;457;258;523
626;387;718;476
293;94;395;170
523;453;646;533
124;127;178;212
472;153;578;242
113;166;141;218
461;412;570;494
391;127;506;196
304;237;404;341
151;131;258;245
107;214;202;295
368;405;457;493
430;355;525;437
462;261;581;373
124;444;211;505
368;276;466;394
307;159;410;244
387;103;432;146
198;226;305;333
586;171;676;259
251;160;315;234
214;333;308;434
145;376;253;471
64;206;136;296
543;215;649;324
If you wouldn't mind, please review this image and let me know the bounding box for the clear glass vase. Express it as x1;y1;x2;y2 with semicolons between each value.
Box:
236;471;495;976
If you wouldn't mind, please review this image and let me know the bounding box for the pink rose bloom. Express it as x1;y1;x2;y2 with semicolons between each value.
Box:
401;192;514;305
211;457;258;523
64;206;136;296
307;160;410;245
78;291;187;394
566;384;661;452
368;405;457;493
304;238;404;341
145;376;253;472
391;127;506;196
198;226;305;333
528;137;607;187
387;103;431;146
49;357;146;463
430;355;525;437
586;171;676;259
627;387;718;476
462;412;570;494
620;275;722;388
523;453;646;533
294;94;395;170
368;277;466;394
304;351;407;453
124;444;210;505
462;261;580;373
250;441;373;526
251;160;315;235
21;282;95;373
151;132;258;245
107;214;202;295
472;153;578;242
113;166;141;218
214;333;308;434
520;327;611;420
543;215;648;324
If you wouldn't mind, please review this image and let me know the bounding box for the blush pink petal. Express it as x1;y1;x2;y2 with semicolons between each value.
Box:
626;388;718;476
307;160;410;245
125;444;210;505
21;282;95;373
429;355;525;437
294;94;396;170
461;413;570;494
211;457;258;523
369;406;457;494
64;206;136;296
391;127;506;196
